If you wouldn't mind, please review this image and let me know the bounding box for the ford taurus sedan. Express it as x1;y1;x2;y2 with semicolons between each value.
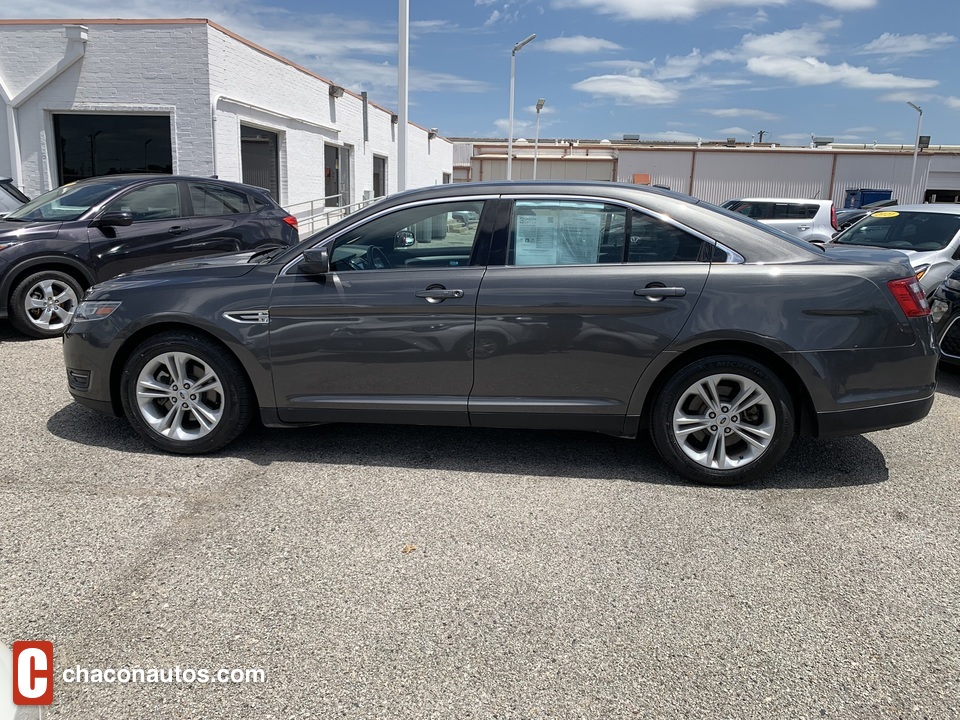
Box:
62;182;938;486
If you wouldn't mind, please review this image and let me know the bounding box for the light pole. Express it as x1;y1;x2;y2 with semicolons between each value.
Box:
398;0;409;191
533;98;545;179
507;33;535;180
907;101;923;203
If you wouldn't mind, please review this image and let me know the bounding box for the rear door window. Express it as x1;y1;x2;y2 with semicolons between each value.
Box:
188;183;252;216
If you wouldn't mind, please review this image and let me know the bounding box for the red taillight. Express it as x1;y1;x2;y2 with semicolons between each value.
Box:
830;204;839;231
283;215;299;230
887;277;930;317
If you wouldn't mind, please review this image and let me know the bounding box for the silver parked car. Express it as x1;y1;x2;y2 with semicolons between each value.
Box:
721;198;838;243
829;205;960;295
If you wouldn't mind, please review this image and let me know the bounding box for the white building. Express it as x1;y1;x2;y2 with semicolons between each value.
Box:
0;19;453;224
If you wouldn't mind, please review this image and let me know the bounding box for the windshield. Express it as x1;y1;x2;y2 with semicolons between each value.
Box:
832;210;960;251
5;181;127;222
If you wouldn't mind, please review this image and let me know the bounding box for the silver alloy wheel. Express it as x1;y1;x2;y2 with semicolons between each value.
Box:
135;352;225;442
671;372;776;471
23;277;79;331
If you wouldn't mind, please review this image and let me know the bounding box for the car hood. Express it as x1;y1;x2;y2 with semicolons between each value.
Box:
112;250;262;280
0;219;62;240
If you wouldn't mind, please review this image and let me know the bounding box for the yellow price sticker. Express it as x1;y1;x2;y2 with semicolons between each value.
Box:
872;211;900;218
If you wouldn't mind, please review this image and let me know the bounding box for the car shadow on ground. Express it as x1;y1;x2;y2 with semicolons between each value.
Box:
0;321;34;343
47;402;889;490
935;365;960;398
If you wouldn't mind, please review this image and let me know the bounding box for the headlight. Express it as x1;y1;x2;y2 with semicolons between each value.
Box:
914;264;929;281
74;300;122;321
931;299;948;324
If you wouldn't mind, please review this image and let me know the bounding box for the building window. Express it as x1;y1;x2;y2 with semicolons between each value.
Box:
373;156;387;198
53;114;172;185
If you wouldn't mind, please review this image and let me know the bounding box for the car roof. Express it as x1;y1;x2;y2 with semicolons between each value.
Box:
880;204;960;215
71;174;268;193
727;198;832;204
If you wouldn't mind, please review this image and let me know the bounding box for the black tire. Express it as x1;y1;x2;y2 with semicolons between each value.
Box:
120;331;253;454
650;355;795;486
9;270;84;338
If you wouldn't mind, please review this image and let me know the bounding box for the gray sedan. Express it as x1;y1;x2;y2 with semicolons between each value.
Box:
62;182;937;486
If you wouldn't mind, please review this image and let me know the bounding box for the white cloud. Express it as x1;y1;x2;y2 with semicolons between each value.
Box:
484;10;502;27
654;49;707;80
719;126;751;135
551;0;875;22
703;108;781;120
946;97;960;110
858;33;957;57
587;60;655;76
746;56;939;90
540;36;623;53
740;28;830;58
494;118;533;134
572;74;679;104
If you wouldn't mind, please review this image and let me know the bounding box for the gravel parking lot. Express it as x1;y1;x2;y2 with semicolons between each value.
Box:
1;322;958;719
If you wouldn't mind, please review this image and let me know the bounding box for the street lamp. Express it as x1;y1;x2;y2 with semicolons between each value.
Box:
907;101;923;203
533;98;545;179
507;33;536;180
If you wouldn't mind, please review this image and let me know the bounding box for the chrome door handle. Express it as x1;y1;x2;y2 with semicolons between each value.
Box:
168;226;188;235
634;287;686;298
416;288;464;303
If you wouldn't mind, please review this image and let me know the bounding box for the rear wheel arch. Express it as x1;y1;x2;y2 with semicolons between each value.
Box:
637;340;817;438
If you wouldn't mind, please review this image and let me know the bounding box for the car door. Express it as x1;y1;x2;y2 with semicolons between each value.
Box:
88;180;201;279
469;198;710;434
267;198;495;426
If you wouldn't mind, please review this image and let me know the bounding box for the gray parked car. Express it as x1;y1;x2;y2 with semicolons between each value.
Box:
829;205;960;295
62;182;937;486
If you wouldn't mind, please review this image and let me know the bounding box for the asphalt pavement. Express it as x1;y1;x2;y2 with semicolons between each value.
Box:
1;323;957;719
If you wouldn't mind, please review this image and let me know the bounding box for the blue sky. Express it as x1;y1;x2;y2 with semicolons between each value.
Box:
3;0;958;146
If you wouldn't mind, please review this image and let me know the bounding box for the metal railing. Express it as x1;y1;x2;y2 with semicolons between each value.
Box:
287;193;380;236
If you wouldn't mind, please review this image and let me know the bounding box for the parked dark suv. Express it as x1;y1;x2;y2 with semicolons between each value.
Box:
0;175;298;338
62;181;937;486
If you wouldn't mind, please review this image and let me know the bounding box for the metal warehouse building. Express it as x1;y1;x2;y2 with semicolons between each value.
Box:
0;19;453;226
454;139;960;207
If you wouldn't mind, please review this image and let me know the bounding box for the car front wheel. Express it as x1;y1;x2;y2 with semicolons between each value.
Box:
120;332;253;454
9;270;83;338
651;356;795;486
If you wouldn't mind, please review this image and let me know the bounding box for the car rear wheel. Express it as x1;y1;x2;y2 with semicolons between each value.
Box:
9;270;83;338
651;356;794;486
120;332;253;454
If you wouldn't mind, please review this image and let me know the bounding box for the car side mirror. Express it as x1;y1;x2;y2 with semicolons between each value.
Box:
395;230;415;249
300;246;330;275
94;211;134;228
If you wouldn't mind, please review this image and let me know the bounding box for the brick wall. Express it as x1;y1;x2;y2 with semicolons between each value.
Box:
0;20;452;204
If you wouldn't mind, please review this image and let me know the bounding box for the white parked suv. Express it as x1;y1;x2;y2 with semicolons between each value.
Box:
721;198;839;243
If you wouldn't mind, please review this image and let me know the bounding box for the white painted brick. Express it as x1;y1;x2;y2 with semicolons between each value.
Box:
0;21;452;203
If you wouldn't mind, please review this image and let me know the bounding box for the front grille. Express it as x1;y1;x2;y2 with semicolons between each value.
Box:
66;368;91;392
940;317;960;359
